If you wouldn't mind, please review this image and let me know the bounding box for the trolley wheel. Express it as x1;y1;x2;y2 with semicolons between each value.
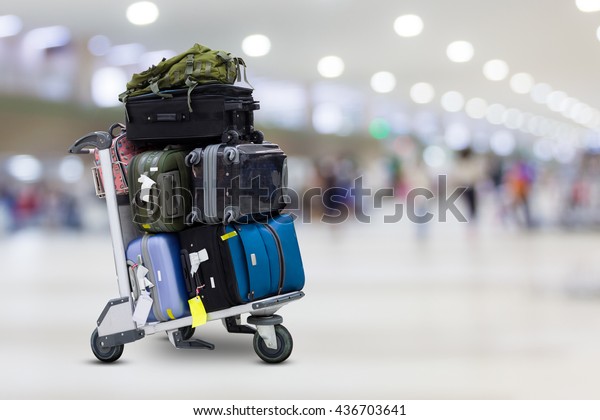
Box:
222;130;240;144
253;325;293;364
179;326;196;341
90;329;124;363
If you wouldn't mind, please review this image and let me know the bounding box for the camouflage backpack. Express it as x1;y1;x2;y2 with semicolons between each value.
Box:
118;43;250;109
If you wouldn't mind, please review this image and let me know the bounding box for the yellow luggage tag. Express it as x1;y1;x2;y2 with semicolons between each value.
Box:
188;294;207;328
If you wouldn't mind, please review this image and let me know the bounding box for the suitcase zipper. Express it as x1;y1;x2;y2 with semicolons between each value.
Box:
263;223;285;295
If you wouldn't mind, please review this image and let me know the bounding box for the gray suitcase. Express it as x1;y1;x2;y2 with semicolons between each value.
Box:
185;142;288;225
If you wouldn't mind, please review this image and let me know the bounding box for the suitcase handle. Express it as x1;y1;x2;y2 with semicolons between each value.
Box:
68;131;112;154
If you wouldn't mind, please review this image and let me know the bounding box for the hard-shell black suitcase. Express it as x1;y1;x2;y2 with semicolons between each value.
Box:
123;84;264;145
184;142;288;225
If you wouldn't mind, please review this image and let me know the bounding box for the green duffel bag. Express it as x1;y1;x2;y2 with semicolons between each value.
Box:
128;149;192;233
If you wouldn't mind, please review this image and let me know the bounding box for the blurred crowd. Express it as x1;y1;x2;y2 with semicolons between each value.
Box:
1;144;599;236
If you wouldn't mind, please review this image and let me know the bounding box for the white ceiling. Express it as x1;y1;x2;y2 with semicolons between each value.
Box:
6;0;600;129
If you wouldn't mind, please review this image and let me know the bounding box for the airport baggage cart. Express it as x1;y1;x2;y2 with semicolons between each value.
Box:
68;129;304;364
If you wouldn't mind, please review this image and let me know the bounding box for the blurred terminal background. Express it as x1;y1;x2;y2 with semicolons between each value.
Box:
3;0;600;399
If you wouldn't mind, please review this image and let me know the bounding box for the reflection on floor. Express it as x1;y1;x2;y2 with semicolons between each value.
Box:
1;213;600;399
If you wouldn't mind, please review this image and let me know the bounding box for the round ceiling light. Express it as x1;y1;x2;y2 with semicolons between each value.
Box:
410;82;435;104
126;2;159;26
242;34;271;57
483;59;509;81
510;73;535;94
446;41;474;63
317;56;345;78
393;14;424;37
370;71;396;93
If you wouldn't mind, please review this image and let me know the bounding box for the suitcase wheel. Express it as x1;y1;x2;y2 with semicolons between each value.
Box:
90;329;124;363
222;129;240;144
253;325;293;364
251;130;264;144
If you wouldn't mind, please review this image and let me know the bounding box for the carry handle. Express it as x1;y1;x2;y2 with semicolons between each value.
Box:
68;131;112;154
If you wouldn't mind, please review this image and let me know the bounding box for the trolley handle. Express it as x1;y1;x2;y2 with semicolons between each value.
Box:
68;131;112;154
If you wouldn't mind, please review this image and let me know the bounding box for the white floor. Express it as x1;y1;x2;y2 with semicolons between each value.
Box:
2;211;600;400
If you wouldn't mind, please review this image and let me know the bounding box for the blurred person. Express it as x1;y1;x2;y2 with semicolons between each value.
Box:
402;158;433;239
12;184;42;231
504;157;536;229
449;147;488;225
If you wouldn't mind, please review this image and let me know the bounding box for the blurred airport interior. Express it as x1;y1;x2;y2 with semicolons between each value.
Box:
2;0;600;400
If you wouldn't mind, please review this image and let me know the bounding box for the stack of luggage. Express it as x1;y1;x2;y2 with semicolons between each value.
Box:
90;43;305;333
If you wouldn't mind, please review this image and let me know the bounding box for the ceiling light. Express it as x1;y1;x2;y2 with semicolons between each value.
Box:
482;59;509;81
490;130;516;156
317;56;344;78
59;156;85;184
446;41;474;63
370;71;396;93
510;73;534;94
444;122;471;150
312;103;344;134
410;82;435;104
7;155;43;183
88;35;111;56
576;0;600;12
393;14;424;37
23;26;71;50
0;15;22;38
440;91;464;112
126;2;159;25
530;83;552;104
503;108;523;129
547;91;567;112
92;67;128;107
486;103;506;125
465;97;488;119
423;145;446;168
242;34;271;57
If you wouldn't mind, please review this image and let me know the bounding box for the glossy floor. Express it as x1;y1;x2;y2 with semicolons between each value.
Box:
1;213;600;399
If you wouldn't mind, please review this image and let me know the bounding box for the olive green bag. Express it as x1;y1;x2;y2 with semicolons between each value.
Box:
118;43;250;109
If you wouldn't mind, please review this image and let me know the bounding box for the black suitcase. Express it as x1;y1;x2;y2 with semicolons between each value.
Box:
185;142;288;225
178;213;305;313
123;84;264;145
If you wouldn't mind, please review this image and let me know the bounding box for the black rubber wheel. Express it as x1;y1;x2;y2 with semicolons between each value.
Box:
251;130;264;144
90;329;124;363
253;325;293;364
179;326;195;341
222;130;240;143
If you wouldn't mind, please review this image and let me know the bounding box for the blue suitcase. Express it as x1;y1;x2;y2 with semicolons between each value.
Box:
126;233;190;323
178;213;305;311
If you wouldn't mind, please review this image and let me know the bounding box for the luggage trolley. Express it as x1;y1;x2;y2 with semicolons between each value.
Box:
69;130;304;364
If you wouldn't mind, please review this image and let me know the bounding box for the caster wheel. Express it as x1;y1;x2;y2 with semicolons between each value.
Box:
251;130;264;144
91;329;124;363
253;325;293;364
179;326;195;341
222;130;240;144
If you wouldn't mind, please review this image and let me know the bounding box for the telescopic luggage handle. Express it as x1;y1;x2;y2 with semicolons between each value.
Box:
68;131;112;154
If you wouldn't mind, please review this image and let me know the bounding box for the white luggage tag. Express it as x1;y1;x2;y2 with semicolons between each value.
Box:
132;290;153;327
135;264;154;290
189;248;209;276
138;174;156;203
